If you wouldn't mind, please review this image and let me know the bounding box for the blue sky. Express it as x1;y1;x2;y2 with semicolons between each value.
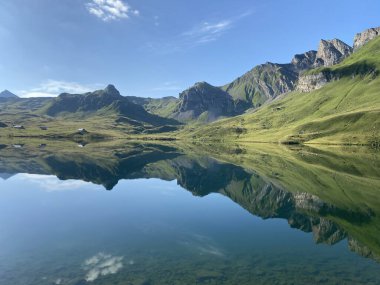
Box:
0;0;379;98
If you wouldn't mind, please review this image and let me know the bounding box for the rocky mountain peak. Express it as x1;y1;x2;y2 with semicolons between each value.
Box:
189;81;214;92
0;90;18;98
329;39;353;55
104;84;120;96
315;38;353;67
174;82;235;122
354;27;380;51
291;50;317;71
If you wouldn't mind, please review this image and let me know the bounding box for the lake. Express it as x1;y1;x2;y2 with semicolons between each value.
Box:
0;141;379;285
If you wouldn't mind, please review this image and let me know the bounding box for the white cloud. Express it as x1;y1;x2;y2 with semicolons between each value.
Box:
143;20;232;54
19;80;104;98
86;0;139;21
145;11;253;53
83;253;124;282
183;20;233;45
16;174;101;192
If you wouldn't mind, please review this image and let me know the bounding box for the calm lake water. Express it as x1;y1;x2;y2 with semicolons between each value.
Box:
0;142;379;285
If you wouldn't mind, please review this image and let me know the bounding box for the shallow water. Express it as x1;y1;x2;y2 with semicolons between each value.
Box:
0;142;379;285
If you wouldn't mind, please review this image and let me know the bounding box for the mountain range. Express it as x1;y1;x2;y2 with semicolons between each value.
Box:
0;26;379;144
129;31;357;122
113;26;379;124
186;27;380;145
42;84;179;127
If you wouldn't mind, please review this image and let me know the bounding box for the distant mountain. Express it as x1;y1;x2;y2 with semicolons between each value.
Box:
221;38;352;109
41;84;180;131
170;82;241;123
186;27;380;145
129;82;247;123
136;36;355;122
0;90;18;99
0;173;15;180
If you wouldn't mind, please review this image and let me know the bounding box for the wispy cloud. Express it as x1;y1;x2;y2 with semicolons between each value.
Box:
19;80;104;98
83;253;124;282
179;233;225;257
86;0;139;21
182;20;233;45
145;11;253;53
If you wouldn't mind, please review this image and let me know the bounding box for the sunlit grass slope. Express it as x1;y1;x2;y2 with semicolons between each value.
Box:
183;37;380;145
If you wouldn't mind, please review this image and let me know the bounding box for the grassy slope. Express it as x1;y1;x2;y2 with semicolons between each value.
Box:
144;97;179;118
221;63;296;108
0;98;180;139
183;37;380;145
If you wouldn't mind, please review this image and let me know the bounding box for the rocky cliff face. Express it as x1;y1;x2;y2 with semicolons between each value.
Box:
314;39;353;67
172;82;237;122
296;72;330;92
296;28;380;93
222;38;352;106
354;27;380;50
348;238;380;262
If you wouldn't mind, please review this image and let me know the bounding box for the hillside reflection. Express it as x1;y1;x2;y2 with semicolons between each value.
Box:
0;140;379;262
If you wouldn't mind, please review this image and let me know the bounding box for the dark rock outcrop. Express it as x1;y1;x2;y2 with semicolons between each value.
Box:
172;82;238;122
291;50;317;71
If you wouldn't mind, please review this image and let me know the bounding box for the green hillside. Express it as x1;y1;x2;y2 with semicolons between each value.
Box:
183;37;380;146
0;85;182;139
221;62;298;108
126;96;179;118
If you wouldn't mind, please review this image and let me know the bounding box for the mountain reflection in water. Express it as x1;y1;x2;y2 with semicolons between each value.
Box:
0;141;379;266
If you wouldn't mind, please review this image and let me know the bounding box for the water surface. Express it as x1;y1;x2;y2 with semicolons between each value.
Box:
0;141;379;285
